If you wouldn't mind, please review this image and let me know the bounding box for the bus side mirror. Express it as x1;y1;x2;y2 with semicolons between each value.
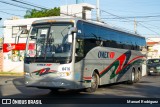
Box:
68;27;77;35
67;27;77;43
67;34;72;43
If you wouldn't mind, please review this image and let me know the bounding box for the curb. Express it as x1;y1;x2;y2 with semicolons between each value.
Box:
0;72;24;76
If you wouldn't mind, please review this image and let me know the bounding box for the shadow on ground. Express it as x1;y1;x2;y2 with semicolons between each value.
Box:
0;75;160;99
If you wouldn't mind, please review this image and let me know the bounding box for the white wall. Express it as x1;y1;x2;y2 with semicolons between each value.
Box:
147;37;160;42
60;3;95;20
3;18;39;72
3;18;39;43
3;17;74;72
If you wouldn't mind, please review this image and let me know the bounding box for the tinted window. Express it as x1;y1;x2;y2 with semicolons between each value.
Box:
77;20;146;51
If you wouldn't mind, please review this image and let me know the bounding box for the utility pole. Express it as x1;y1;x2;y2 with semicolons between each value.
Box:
65;0;69;15
96;0;100;21
76;0;84;4
134;18;137;34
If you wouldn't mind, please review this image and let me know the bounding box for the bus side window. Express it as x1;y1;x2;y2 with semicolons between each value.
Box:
76;39;84;57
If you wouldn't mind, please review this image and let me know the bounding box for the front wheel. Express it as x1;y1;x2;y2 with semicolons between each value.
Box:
127;69;136;84
136;69;141;82
86;72;99;93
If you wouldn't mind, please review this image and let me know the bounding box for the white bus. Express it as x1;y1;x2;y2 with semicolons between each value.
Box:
23;17;146;92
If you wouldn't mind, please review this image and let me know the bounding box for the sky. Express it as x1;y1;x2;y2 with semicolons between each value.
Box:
0;0;160;38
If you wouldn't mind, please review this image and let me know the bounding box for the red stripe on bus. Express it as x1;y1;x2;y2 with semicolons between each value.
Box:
121;56;145;70
100;56;145;76
83;77;92;80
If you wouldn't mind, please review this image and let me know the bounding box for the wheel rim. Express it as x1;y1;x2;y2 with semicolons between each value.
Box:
132;71;135;81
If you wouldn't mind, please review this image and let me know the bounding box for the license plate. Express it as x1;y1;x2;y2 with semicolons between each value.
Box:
150;71;153;73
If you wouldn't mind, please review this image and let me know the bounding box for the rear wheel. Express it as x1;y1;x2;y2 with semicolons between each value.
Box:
86;72;99;93
137;69;142;82
135;69;139;83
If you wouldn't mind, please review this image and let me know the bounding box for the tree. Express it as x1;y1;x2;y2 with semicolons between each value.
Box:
24;7;60;18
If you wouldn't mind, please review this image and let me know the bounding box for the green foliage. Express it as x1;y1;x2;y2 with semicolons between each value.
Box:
24;7;60;18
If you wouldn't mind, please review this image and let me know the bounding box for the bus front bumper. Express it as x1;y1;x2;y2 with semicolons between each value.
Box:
24;76;86;89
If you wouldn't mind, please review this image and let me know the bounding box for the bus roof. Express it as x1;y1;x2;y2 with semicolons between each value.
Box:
32;17;145;39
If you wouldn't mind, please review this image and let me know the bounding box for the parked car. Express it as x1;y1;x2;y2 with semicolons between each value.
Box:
147;59;160;75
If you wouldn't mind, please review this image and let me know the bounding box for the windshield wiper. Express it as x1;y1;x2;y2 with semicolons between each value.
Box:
61;25;71;37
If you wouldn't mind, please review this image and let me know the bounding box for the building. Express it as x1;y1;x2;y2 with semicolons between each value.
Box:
147;37;160;59
2;3;94;73
60;3;95;20
3;18;40;72
3;17;66;72
0;37;3;72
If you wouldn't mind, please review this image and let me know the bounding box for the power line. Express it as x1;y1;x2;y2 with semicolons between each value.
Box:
0;9;26;11
101;9;160;36
101;15;160;19
101;10;134;21
142;34;160;35
11;0;47;10
138;22;160;36
138;19;160;22
109;20;160;23
103;8;160;15
107;19;160;30
0;0;32;10
140;22;160;30
0;10;23;17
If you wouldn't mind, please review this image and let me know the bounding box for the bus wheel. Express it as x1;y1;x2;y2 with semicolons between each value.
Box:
86;72;99;93
135;70;139;83
137;69;141;82
128;69;135;84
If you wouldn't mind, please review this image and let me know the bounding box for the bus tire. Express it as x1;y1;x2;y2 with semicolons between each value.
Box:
128;69;136;84
137;69;141;82
86;72;99;93
135;70;139;83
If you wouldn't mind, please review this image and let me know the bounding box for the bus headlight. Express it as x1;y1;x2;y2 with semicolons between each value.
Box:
25;72;30;76
57;72;71;77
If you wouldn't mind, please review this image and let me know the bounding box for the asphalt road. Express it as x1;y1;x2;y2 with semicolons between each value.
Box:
0;75;160;98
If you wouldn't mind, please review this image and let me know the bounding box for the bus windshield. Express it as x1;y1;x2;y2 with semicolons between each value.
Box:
25;22;73;64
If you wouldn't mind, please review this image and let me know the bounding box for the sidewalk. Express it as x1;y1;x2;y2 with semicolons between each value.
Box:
0;72;24;76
